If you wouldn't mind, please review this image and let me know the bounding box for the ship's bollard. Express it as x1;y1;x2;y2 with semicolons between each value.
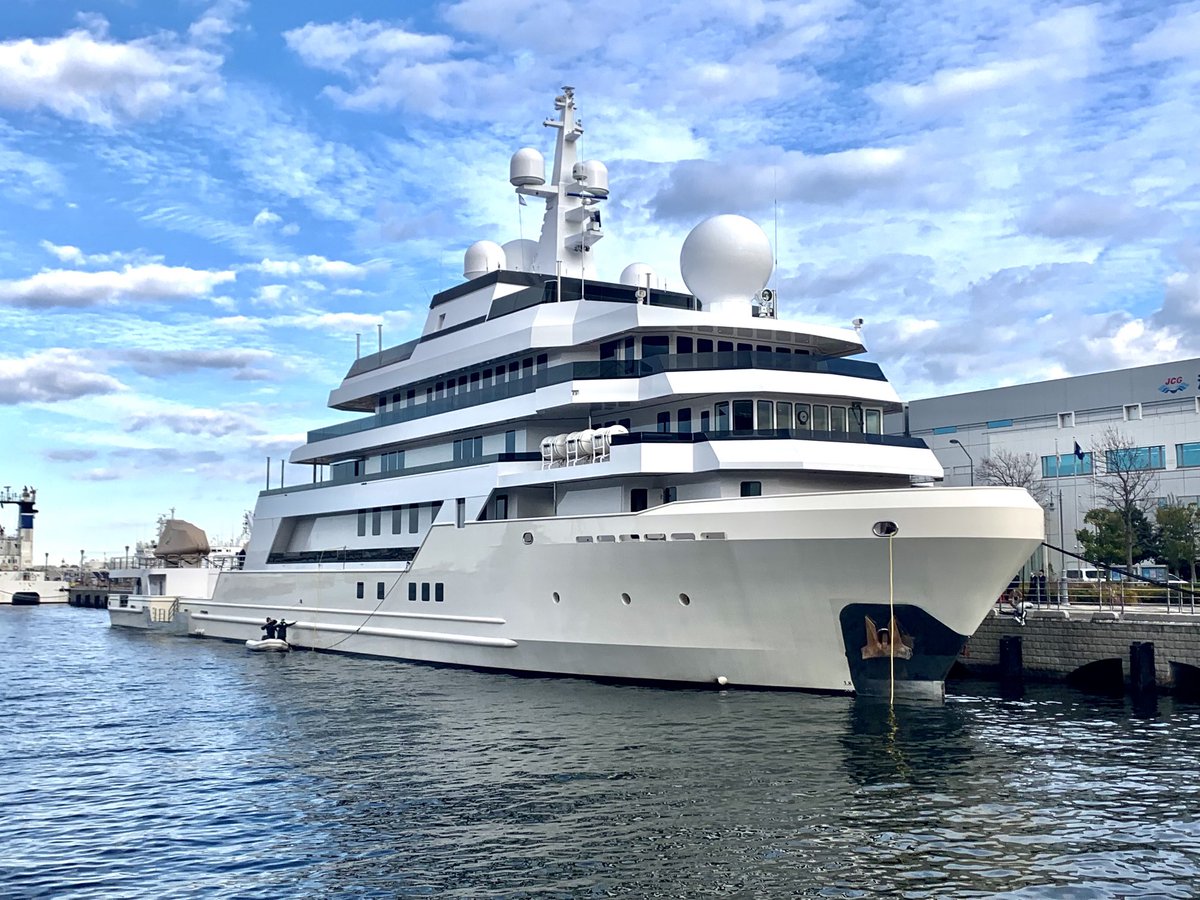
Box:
999;635;1024;684
1129;641;1156;696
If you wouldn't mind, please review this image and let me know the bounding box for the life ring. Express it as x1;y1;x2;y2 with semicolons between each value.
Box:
797;408;810;425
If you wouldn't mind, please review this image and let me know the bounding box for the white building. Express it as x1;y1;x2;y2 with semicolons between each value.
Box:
889;358;1200;575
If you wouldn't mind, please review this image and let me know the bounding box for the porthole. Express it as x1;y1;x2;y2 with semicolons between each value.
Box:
679;593;691;606
621;592;632;605
552;591;561;604
872;521;899;537
522;532;534;545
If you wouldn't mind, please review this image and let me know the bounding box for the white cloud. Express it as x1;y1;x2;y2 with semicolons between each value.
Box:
40;240;85;265
1021;191;1172;241
870;6;1101;118
253;255;369;278
0;348;126;404
0;264;236;309
0;27;225;127
252;208;281;227
653;145;914;219
284;20;456;73
1132;7;1200;62
125;407;263;437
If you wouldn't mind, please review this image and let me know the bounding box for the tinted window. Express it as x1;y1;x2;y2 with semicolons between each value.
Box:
733;399;754;431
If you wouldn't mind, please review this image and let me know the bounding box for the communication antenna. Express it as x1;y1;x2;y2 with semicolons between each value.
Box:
773;167;779;304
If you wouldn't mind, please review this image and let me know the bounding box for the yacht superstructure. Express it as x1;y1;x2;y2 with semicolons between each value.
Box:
181;88;1043;696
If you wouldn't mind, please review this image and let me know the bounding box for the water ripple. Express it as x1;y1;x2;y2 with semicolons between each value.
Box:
3;606;1200;898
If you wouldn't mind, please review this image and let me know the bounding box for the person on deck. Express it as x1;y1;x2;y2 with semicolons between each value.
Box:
261;617;277;640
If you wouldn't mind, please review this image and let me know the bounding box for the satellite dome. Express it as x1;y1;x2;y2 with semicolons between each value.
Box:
619;262;657;288
679;214;773;316
510;148;546;187
572;159;609;197
463;240;506;280
502;238;538;272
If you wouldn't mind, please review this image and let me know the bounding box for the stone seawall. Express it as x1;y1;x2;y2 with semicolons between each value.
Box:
957;607;1200;688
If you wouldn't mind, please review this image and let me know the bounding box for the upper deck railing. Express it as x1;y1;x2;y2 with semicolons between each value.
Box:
308;351;887;444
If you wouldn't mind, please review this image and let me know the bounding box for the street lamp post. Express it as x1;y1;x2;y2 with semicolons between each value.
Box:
949;439;974;486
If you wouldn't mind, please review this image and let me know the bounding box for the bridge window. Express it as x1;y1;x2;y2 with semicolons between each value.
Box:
643;335;669;357
733;399;753;431
830;406;847;433
677;336;693;354
657;411;671;432
679;408;692;434
757;400;773;429
776;402;792;430
741;481;762;497
812;405;829;431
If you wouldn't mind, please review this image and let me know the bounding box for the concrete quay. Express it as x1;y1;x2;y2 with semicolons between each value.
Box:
956;604;1200;694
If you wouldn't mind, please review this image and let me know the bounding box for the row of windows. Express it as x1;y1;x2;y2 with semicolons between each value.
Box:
599;335;809;361
1041;445;1170;478
354;580;445;602
378;334;814;413
357;502;444;536
651;400;882;435
711;399;882;434
379;355;550;412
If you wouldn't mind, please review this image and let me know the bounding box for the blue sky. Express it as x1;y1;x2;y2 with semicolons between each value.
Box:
2;0;1199;564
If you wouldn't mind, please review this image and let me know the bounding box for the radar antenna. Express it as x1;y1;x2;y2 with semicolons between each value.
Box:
509;88;608;281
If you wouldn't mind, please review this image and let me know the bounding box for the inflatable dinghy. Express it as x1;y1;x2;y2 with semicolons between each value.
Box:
245;638;290;652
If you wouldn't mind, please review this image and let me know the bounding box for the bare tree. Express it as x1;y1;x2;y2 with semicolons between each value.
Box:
976;449;1052;506
1094;425;1160;569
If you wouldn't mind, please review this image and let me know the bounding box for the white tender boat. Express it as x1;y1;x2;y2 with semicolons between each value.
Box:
179;88;1044;698
245;638;290;652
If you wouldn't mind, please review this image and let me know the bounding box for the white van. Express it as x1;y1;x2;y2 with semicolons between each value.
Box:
1064;567;1101;582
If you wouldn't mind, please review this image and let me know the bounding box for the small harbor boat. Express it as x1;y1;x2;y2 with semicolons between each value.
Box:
1;487;68;605
107;514;245;631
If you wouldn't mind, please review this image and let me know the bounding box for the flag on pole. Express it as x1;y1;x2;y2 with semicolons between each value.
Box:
518;194;527;206
1073;440;1084;460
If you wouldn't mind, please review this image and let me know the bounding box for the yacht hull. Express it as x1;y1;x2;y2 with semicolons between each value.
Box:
182;487;1043;696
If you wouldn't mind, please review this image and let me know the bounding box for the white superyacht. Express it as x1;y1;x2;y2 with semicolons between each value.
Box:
182;88;1043;697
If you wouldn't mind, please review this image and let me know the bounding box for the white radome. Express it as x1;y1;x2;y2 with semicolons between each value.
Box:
620;262;658;288
509;147;546;186
502;239;539;272
680;214;773;316
463;240;506;280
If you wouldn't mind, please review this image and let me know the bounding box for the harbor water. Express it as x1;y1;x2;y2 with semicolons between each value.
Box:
4;606;1200;898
